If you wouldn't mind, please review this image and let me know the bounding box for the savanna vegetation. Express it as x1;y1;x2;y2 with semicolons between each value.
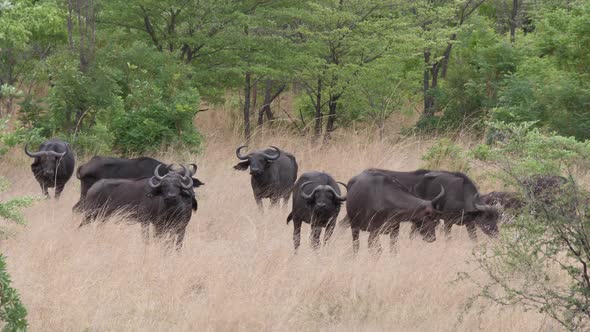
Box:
0;0;589;330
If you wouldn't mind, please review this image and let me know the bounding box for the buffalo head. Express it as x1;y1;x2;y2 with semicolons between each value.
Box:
233;145;280;176
148;164;195;207
300;180;346;216
25;143;67;179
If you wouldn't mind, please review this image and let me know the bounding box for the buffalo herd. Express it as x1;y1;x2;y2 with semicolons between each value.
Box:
23;138;571;252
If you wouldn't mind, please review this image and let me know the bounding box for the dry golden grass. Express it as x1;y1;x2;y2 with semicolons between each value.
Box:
0;128;558;331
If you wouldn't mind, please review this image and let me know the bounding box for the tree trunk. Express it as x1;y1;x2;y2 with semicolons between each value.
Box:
258;79;272;126
243;72;252;141
510;0;519;44
324;93;339;141
423;50;434;118
252;80;258;113
313;78;322;140
66;0;74;50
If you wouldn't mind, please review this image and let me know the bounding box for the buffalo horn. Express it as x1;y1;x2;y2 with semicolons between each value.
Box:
474;193;498;212
337;181;348;190
300;181;317;200
153;164;165;180
188;163;197;176
179;165;193;189
24;144;45;158
262;146;280;160
431;185;445;205
47;150;67;158
326;185;346;201
148;176;161;188
236;145;249;160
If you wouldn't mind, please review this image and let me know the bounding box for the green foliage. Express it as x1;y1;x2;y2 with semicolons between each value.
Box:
0;254;28;332
0;117;43;158
466;121;590;330
435;19;520;129
472;122;590;177
421;138;471;173
493;56;590;140
34;42;204;155
0;170;38;234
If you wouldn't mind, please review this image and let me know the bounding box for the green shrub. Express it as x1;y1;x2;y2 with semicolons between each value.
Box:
464;121;590;330
0;254;28;332
0;117;44;159
0;179;32;331
422;138;471;173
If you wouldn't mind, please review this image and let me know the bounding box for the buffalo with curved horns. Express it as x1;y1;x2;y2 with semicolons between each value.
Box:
287;172;346;250
25;138;75;199
74;156;204;212
346;169;445;253
410;170;501;241
233;145;298;210
80;164;197;249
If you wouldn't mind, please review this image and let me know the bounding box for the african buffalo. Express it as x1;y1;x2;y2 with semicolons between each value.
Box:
80;165;197;249
25;138;75;199
234;145;298;209
411;170;500;240
522;175;568;204
287;172;346;250
74;156;203;211
346;169;445;253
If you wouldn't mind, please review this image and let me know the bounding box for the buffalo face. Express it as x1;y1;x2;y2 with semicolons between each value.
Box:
26;143;66;179
300;181;346;218
234;145;280;176
149;165;194;207
411;205;440;243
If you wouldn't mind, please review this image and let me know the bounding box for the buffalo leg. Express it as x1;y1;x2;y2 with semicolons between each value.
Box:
175;226;187;250
270;197;280;208
352;227;360;254
293;220;302;251
40;183;49;198
443;221;453;240
389;223;401;253
55;183;65;199
465;221;478;241
477;221;499;238
255;197;263;211
368;230;382;254
141;223;150;244
409;222;419;240
323;219;336;245
310;226;322;250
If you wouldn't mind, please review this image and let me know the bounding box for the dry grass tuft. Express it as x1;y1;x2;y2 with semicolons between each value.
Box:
0;132;553;331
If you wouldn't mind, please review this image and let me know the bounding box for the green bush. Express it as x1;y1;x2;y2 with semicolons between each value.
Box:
0;117;43;159
26;43;204;156
0;179;33;330
430;18;520;131
493;57;590;140
465;121;590;330
421;138;471;173
0;254;28;332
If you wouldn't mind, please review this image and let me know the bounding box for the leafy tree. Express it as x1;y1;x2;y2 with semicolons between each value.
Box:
0;0;65;115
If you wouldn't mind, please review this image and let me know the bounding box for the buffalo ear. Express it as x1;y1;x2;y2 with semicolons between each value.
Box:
233;161;250;171
191;177;205;187
191;197;198;211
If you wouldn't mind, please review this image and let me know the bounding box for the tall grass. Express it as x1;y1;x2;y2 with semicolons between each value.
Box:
0;132;552;331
